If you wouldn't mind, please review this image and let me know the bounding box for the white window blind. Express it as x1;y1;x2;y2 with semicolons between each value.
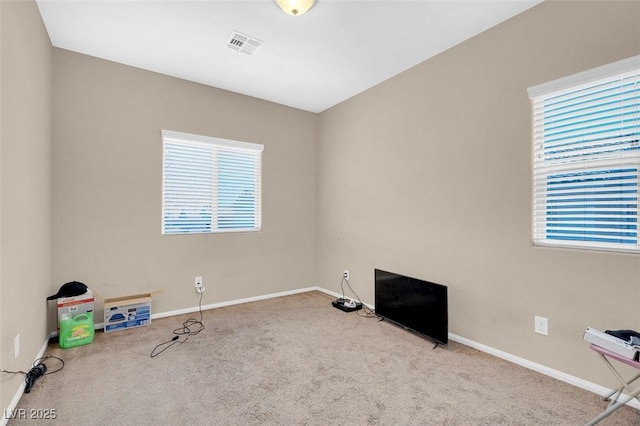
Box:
162;130;263;235
528;56;640;253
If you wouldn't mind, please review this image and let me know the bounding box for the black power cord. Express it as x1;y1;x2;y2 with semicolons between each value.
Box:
340;276;377;318
25;364;46;393
151;290;205;358
1;355;65;394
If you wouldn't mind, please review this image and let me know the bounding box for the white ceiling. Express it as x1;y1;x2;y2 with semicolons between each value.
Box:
36;0;543;113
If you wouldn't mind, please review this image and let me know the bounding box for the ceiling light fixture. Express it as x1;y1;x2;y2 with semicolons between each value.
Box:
274;0;317;16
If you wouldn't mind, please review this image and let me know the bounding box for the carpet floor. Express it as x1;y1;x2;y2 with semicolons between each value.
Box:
8;291;640;425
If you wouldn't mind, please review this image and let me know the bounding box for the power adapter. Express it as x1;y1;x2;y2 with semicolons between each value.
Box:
332;298;363;313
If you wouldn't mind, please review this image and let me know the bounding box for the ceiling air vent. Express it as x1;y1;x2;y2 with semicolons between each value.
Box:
226;31;263;56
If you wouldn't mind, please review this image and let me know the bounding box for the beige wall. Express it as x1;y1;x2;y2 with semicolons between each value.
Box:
3;0;640;413
317;0;640;387
0;0;52;411
51;50;317;320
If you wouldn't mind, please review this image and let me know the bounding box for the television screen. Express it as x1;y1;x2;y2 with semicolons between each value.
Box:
375;269;448;345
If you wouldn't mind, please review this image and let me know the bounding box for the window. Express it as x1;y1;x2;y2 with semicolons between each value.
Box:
528;56;640;253
162;130;263;235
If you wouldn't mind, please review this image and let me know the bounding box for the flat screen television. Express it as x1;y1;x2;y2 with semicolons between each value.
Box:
374;269;448;346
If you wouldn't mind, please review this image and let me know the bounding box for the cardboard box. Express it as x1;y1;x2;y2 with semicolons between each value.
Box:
103;290;162;333
58;290;94;326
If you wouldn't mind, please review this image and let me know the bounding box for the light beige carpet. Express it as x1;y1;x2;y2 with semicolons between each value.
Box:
8;291;640;425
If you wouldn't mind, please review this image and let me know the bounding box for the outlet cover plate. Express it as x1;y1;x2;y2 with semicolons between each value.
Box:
534;316;549;336
14;334;20;359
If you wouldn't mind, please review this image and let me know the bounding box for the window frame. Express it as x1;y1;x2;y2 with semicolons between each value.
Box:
527;55;640;254
161;130;264;235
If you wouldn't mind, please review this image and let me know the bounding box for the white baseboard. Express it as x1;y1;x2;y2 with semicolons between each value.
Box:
448;333;640;410
314;286;639;411
151;286;320;320
88;287;320;331
1;337;50;426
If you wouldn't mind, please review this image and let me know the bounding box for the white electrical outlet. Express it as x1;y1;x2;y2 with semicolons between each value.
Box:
343;270;349;280
195;276;204;293
14;334;20;359
534;316;549;336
